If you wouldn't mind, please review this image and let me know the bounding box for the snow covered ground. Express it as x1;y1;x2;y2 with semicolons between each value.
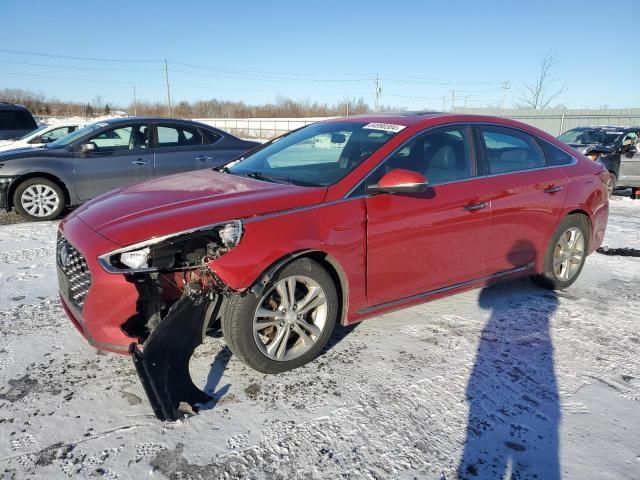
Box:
0;198;639;479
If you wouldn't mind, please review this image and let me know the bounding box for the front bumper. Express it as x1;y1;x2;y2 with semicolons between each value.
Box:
58;215;139;353
0;178;13;210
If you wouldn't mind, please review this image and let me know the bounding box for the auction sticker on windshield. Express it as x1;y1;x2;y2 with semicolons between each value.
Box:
362;123;406;133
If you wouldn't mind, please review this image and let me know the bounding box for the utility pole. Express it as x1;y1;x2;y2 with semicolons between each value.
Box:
164;59;172;116
132;86;137;116
374;74;381;112
464;95;471;108
441;96;446;111
450;90;456;111
501;81;510;109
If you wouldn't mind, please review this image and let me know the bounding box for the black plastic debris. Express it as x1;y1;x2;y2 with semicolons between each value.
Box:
596;246;640;257
132;284;221;421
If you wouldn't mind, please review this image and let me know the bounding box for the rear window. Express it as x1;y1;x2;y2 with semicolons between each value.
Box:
541;140;574;166
0;110;36;130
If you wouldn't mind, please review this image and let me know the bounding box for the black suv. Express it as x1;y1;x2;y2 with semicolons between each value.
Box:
0;103;38;141
558;126;640;195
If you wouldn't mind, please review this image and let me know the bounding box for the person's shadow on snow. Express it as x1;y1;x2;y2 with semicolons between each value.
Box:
457;242;561;479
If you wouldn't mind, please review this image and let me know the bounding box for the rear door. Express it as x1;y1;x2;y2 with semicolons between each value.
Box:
152;123;218;177
618;130;640;187
73;123;153;200
365;125;493;307
477;125;569;275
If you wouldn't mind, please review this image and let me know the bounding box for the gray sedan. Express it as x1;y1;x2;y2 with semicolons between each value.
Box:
0;117;260;221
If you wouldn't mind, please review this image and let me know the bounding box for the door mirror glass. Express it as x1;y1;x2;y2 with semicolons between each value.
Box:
80;143;96;153
368;168;429;194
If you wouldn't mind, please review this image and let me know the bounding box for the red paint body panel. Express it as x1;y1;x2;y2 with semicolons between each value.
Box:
57;114;610;354
365;178;493;305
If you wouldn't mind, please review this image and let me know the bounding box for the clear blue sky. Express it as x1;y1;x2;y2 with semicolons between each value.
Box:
1;0;638;110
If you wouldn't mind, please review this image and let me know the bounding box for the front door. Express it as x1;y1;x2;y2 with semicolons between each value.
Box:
365;125;492;307
73;123;153;201
618;130;640;187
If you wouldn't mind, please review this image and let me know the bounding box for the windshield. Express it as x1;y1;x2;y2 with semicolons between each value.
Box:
17;125;47;140
558;128;623;146
227;121;403;186
48;122;105;148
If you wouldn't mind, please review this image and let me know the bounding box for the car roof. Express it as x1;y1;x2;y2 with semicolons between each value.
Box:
570;125;633;131
0;102;31;111
97;116;210;125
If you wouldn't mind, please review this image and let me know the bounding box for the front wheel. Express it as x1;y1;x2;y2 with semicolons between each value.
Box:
222;258;338;373
13;178;65;221
532;214;590;290
606;172;617;197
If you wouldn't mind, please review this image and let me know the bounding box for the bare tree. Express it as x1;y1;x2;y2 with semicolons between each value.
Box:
519;51;565;109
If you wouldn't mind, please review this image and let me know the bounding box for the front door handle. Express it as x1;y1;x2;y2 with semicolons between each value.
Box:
543;185;563;193
195;155;212;162
464;201;488;211
131;158;149;165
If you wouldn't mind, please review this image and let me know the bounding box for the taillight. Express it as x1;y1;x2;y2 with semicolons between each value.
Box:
587;153;599;161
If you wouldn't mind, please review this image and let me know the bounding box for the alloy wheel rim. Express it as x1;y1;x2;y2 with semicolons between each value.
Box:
21;185;60;218
253;275;328;362
553;227;585;282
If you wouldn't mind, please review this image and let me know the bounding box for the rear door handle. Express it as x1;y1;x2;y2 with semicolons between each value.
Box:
131;158;149;165
543;185;563;193
195;155;212;162
464;201;488;211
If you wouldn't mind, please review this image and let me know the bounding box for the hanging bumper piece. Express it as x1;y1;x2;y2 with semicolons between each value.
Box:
131;283;221;421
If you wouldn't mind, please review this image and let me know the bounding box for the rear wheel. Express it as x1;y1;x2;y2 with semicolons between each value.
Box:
533;214;590;290
222;258;338;373
13;177;65;221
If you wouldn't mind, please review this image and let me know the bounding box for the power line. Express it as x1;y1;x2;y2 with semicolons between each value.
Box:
0;70;161;87
170;67;373;83
0;59;161;72
0;48;159;63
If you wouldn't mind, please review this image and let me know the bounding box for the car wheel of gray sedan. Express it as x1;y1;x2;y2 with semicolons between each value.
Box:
13;178;65;221
222;257;338;374
533;214;589;290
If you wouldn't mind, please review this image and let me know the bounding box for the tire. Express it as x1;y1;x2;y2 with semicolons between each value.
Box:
532;214;590;290
606;172;617;197
222;257;338;374
13;177;65;221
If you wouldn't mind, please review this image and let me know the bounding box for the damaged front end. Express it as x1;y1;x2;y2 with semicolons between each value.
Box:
99;221;243;421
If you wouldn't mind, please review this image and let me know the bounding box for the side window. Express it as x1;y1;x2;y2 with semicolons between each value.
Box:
89;125;149;151
368;126;475;187
480;127;545;174
201;129;221;144
156;125;205;148
541;140;574;166
622;131;638;146
41;126;74;143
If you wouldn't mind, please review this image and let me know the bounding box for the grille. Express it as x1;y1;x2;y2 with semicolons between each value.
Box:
57;233;92;307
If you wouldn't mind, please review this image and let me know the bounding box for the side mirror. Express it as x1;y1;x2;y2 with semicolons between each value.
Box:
368;168;429;194
80;143;96;153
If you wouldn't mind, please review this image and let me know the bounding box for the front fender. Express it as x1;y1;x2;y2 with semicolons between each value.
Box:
208;198;367;318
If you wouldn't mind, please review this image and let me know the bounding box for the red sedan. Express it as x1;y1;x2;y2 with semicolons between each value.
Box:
57;113;608;416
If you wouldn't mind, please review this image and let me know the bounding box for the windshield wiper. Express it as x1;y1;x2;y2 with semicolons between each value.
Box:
242;171;294;185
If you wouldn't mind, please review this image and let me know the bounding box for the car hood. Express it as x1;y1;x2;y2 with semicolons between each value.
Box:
0;145;60;159
73;169;328;247
567;143;614;155
0;140;16;148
